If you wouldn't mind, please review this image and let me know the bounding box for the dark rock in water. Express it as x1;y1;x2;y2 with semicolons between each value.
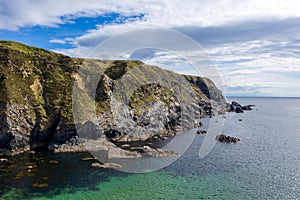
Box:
194;121;203;128
231;101;242;107
226;101;254;113
235;106;244;113
196;130;207;135
242;105;253;110
216;134;240;143
238;119;243;121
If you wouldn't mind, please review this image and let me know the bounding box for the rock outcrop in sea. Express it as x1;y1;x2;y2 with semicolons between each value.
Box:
216;134;240;143
226;101;255;113
196;130;207;135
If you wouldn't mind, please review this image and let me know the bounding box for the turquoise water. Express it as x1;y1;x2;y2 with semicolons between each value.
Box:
0;97;299;199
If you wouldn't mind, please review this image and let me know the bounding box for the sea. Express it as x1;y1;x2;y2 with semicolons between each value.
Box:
0;97;299;200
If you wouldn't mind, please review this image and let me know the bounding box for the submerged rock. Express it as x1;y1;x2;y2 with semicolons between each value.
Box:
0;158;8;162
32;183;49;188
91;162;122;169
49;160;59;164
141;146;177;157
81;156;96;161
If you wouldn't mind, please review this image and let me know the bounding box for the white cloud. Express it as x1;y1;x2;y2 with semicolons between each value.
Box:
1;0;300;31
110;38;300;97
206;40;300;96
49;38;67;44
0;0;128;30
1;0;300;96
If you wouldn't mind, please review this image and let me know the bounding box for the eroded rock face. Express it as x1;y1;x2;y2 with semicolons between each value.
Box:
0;41;227;156
0;41;79;155
184;75;226;105
102;83;183;142
0;103;35;155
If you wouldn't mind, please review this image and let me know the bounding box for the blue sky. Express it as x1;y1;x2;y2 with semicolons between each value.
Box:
0;0;300;97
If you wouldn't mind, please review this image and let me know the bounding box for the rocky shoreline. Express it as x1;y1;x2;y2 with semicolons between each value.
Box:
0;100;253;169
0;41;254;167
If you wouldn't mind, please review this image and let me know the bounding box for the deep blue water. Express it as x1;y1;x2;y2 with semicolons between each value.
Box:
0;97;299;199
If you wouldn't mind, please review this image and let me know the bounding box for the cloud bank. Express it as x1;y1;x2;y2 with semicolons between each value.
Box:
1;0;299;96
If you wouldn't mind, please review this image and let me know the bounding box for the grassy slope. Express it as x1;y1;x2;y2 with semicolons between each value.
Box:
0;40;224;128
0;41;79;129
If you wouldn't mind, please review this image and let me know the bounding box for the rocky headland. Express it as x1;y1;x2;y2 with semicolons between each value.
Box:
0;41;252;159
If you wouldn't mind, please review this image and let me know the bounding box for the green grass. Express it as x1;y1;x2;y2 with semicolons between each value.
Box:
0;40;224;131
104;60;144;80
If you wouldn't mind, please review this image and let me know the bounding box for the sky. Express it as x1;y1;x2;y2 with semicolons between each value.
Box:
0;0;300;97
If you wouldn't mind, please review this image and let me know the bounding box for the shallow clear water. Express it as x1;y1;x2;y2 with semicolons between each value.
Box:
0;97;299;199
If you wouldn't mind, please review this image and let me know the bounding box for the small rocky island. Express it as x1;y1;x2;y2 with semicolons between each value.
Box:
216;134;240;143
226;101;254;113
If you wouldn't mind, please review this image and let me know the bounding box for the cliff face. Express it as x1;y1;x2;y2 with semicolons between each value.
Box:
0;41;226;156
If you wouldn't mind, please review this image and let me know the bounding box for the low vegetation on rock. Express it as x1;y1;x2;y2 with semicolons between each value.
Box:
0;40;227;156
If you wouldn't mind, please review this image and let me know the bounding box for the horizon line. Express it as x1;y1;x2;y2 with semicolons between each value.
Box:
226;95;300;98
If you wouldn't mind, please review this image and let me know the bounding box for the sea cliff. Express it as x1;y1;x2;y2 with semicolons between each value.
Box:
0;41;227;156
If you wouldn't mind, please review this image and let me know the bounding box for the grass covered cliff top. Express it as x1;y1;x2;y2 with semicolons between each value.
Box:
0;40;224;127
0;40;79;127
